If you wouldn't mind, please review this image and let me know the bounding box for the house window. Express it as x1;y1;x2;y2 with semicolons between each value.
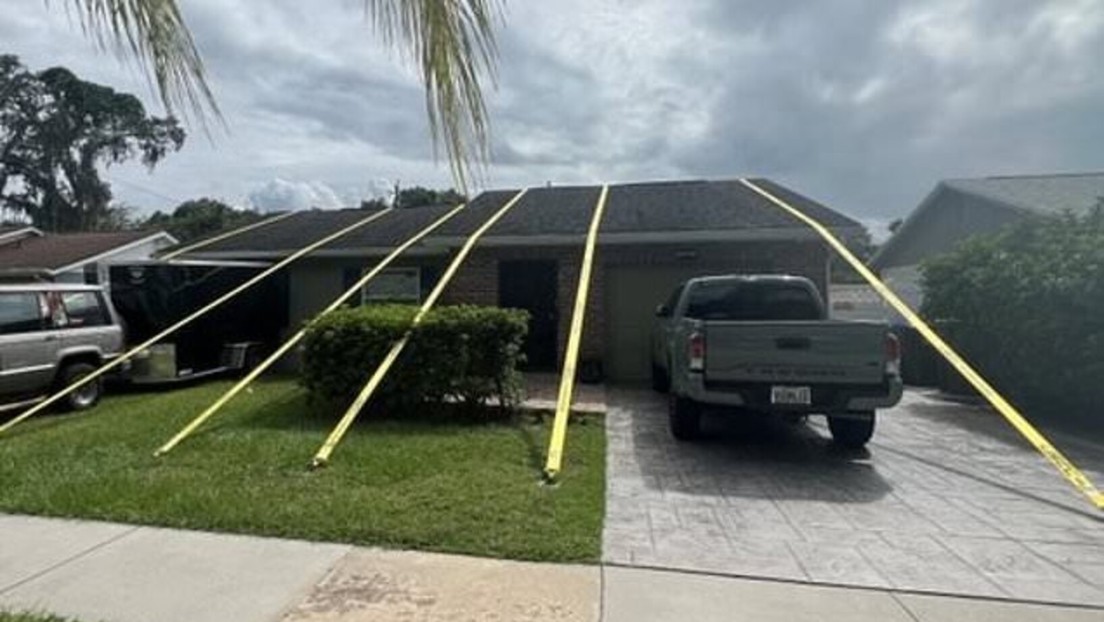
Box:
362;267;421;304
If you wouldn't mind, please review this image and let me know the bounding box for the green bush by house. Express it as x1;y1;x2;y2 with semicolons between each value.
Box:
921;208;1104;425
301;304;529;412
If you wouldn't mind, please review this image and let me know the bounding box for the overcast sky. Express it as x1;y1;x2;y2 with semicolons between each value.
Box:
5;0;1104;235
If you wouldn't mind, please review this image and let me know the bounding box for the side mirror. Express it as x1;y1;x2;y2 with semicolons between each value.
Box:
655;304;670;318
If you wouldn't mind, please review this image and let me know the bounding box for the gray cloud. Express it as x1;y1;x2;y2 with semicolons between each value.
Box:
2;0;1103;229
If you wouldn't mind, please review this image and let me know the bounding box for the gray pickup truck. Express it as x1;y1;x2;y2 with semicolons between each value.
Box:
651;275;902;447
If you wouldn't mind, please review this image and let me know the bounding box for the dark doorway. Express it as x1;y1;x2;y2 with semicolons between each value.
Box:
499;260;558;369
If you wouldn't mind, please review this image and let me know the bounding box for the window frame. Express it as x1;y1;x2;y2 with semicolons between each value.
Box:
0;291;47;336
59;291;110;328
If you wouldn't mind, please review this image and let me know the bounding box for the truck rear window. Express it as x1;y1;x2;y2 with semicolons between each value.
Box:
684;281;821;321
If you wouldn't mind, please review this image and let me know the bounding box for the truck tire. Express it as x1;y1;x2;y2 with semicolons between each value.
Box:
651;362;670;393
829;412;875;448
57;362;102;412
669;396;701;440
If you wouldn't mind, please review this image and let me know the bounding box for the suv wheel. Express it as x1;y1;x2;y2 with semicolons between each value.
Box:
651;362;670;393
668;396;701;440
58;362;102;411
828;412;875;448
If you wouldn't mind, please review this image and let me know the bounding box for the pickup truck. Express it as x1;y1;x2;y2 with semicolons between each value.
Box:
651;275;903;447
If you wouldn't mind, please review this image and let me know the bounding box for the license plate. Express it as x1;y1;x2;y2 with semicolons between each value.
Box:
771;385;811;405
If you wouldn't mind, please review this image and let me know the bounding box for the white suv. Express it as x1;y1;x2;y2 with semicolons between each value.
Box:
0;284;124;411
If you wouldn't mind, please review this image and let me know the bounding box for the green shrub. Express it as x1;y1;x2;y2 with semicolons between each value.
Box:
300;304;529;414
921;208;1104;425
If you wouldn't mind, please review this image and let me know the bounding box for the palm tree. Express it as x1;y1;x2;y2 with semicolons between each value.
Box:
66;0;500;186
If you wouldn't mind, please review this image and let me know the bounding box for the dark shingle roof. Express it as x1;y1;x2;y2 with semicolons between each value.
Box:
184;178;860;255
0;230;163;271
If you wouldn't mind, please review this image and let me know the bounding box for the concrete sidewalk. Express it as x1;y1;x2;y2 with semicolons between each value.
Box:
2;515;1102;622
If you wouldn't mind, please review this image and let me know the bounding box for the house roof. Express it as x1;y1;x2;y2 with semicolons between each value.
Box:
0;230;175;274
872;172;1104;270
0;225;41;245
943;172;1104;216
182;178;860;256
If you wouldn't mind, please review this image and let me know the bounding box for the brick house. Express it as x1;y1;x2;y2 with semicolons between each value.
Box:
183;179;862;382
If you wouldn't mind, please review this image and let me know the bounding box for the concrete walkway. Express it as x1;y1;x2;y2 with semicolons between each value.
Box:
2;515;1102;621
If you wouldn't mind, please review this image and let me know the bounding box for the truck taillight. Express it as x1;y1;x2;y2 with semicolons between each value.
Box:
885;333;901;376
688;331;705;372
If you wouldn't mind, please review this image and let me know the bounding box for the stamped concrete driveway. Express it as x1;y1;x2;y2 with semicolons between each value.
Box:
602;388;1104;607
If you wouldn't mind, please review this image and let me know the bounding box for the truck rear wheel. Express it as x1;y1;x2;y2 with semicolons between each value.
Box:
669;396;701;440
829;412;875;448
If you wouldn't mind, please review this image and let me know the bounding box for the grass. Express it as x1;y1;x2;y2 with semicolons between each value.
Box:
0;613;81;622
0;379;605;563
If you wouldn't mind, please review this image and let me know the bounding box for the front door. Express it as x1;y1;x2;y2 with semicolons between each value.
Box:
499;260;558;369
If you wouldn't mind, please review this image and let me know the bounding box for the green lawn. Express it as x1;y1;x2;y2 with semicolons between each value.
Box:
0;379;605;562
0;613;80;622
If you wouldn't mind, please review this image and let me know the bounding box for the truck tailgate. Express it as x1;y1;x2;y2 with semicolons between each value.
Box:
704;321;887;385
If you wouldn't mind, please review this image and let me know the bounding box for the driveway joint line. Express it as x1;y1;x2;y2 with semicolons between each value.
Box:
0;523;141;596
888;591;923;622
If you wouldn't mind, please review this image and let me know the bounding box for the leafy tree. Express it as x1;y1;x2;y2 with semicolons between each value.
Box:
395;186;467;208
143;198;261;242
0;55;185;232
359;198;390;210
888;218;904;234
95;203;138;231
54;1;501;187
921;208;1104;425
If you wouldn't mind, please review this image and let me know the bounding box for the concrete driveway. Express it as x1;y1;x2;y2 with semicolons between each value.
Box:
602;388;1104;607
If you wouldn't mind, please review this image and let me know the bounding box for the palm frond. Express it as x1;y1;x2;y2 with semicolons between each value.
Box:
65;0;218;124
368;0;502;190
61;0;501;187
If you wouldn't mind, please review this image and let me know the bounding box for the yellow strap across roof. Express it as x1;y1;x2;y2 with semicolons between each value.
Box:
159;210;298;260
544;185;609;481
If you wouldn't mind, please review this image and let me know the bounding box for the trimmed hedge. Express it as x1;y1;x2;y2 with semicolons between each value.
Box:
300;304;529;413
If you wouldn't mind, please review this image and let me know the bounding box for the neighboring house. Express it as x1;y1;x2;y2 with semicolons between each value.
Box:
182;179;863;382
828;283;888;322
0;225;41;246
0;230;178;285
871;172;1104;322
